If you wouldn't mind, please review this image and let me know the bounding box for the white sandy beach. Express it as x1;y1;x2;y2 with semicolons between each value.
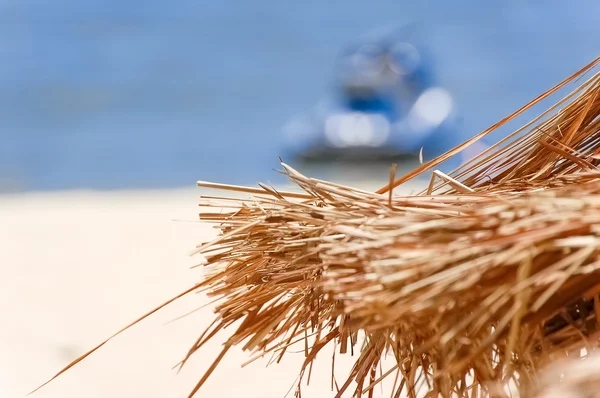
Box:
2;178;424;398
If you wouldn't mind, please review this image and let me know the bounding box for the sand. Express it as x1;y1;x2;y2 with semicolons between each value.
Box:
2;178;424;397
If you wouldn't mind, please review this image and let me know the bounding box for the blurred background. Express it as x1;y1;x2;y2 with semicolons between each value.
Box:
3;2;600;397
1;0;599;192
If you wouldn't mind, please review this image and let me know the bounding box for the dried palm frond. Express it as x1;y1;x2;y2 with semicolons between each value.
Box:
189;168;600;398
33;57;600;398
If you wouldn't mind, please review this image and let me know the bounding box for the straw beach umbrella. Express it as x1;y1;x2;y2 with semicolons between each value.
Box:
34;57;600;397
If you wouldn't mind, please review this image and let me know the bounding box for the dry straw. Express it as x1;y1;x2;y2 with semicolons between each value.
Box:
35;56;600;397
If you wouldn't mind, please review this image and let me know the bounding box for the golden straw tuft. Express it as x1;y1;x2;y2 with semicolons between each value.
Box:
34;56;600;397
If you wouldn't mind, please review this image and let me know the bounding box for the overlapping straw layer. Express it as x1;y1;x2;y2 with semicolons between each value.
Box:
187;57;600;397
192;168;600;398
35;57;600;398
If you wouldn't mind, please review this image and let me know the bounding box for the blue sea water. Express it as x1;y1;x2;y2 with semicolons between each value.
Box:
0;0;598;191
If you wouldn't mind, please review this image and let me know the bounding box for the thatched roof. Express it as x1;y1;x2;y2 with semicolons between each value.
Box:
35;56;600;398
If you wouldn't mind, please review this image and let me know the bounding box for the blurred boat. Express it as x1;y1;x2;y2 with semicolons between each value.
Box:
282;27;460;166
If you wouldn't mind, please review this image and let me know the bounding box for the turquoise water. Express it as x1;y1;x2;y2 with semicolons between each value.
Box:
1;0;598;190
